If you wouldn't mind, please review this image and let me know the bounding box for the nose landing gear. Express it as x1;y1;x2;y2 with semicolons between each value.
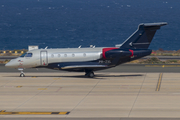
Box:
20;72;25;77
18;68;25;77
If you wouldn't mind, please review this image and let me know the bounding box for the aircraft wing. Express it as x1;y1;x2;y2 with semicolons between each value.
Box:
61;65;108;70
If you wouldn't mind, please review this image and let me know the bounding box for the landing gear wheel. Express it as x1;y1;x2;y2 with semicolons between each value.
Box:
18;68;25;77
20;73;25;77
85;71;94;78
88;72;94;78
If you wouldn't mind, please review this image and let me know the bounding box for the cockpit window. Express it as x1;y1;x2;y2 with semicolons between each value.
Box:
20;53;26;57
25;53;33;57
20;53;33;57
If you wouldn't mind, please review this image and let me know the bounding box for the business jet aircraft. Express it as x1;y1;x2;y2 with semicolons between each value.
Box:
5;22;167;77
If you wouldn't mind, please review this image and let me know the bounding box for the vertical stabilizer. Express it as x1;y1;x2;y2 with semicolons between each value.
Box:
119;22;167;49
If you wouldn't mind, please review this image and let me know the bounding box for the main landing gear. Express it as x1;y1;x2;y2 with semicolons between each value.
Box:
18;68;25;77
85;71;95;78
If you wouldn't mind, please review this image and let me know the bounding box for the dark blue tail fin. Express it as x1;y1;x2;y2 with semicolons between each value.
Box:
119;22;167;49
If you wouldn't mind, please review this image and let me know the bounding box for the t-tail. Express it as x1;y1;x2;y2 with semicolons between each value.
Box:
105;22;167;66
118;22;167;49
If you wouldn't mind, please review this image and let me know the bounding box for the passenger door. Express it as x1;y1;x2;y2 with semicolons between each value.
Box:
40;51;48;66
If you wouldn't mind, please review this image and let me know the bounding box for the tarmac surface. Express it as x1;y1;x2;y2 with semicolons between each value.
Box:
1;64;180;120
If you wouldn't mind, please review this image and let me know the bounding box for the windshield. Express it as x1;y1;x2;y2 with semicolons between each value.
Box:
25;53;33;57
20;53;26;57
20;53;33;57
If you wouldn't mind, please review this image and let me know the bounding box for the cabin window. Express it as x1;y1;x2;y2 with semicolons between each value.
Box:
64;54;67;57
72;54;75;57
51;54;54;57
83;53;86;57
58;54;61;57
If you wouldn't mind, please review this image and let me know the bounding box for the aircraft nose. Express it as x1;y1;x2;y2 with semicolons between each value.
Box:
5;60;16;68
5;62;12;68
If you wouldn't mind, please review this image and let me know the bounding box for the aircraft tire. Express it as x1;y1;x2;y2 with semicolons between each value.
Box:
88;72;94;78
20;73;25;77
85;71;94;78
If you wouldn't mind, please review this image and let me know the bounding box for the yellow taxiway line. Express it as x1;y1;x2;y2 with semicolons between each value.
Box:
145;65;180;67
156;73;163;91
0;110;70;115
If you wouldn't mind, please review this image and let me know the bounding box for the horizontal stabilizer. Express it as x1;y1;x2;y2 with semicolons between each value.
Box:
142;22;167;27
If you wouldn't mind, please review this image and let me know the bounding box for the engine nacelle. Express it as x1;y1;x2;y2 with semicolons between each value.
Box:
104;49;132;59
104;49;152;60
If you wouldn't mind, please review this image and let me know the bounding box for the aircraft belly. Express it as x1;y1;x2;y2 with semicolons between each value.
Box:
46;56;110;71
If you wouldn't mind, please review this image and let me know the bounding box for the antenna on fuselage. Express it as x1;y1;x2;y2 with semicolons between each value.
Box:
78;45;81;48
45;46;48;49
90;45;93;48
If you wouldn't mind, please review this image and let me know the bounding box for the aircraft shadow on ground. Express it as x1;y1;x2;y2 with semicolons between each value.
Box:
5;74;144;79
95;74;144;77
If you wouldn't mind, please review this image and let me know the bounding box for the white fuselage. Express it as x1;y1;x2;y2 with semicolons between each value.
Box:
5;47;105;69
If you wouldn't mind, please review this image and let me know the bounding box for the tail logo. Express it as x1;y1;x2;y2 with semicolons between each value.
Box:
129;49;134;57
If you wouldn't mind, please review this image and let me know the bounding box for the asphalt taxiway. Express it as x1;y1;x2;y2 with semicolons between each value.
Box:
1;64;180;120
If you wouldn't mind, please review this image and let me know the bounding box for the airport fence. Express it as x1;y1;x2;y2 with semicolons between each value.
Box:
0;50;28;56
